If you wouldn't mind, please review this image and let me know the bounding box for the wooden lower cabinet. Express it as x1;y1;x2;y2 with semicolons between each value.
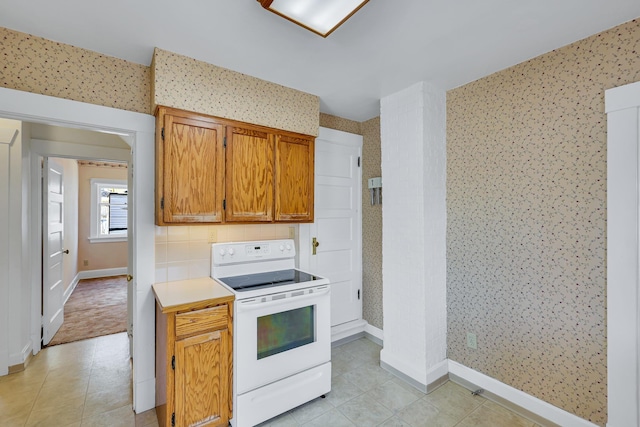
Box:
156;302;233;427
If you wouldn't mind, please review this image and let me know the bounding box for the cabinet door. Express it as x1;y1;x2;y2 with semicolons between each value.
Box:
225;126;274;222
174;329;231;427
275;134;314;222
159;112;225;224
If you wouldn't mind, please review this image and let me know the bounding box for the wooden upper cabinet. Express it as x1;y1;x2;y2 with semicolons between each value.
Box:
225;126;275;222
156;107;225;225
275;134;314;222
155;106;315;224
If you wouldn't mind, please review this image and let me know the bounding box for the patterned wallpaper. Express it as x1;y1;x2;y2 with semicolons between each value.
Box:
447;18;640;426
152;48;320;136
0;27;150;114
319;113;384;330
360;117;383;330
320;113;361;135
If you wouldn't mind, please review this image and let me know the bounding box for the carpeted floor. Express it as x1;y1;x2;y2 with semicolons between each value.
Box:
47;275;128;346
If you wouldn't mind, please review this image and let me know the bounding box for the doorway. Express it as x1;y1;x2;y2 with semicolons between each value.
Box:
0;86;157;413
41;153;131;348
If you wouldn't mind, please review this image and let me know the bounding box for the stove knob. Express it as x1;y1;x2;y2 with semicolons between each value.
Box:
279;244;285;252
285;244;292;251
219;248;226;257
228;248;235;256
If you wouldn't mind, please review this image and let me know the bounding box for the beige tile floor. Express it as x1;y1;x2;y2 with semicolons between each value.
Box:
0;332;157;427
258;338;543;427
0;332;540;427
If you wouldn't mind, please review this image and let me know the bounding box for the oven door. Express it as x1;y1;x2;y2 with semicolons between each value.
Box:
235;285;331;395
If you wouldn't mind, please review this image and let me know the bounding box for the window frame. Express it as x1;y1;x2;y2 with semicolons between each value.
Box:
89;178;128;243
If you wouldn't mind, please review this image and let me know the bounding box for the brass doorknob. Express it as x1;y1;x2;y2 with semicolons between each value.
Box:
63;249;69;254
312;237;320;255
127;274;133;282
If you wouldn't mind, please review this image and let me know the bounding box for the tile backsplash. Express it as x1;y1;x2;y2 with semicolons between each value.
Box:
155;224;297;283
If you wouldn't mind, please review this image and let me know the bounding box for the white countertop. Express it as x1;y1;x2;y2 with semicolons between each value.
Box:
152;277;234;313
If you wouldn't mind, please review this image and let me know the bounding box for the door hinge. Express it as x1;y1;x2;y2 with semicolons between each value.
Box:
161;127;165;140
357;289;361;300
223;136;227;148
223;199;226;210
161;197;164;210
171;355;175;370
171;412;175;426
357;156;361;167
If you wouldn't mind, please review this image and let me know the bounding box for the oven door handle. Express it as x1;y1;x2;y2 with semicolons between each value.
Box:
236;286;330;312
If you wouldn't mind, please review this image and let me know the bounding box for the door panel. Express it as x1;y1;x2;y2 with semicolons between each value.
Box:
163;115;225;223
42;158;65;345
175;330;230;427
306;130;362;327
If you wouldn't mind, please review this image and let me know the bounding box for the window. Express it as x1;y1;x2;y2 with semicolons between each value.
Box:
90;179;128;243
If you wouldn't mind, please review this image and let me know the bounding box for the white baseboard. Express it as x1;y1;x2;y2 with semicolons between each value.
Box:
380;348;428;391
364;324;383;344
133;377;156;413
77;267;127;280
448;360;599;427
9;342;32;368
331;319;368;343
63;273;80;304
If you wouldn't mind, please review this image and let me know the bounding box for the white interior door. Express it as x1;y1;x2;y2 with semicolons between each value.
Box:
303;128;362;327
42;158;65;345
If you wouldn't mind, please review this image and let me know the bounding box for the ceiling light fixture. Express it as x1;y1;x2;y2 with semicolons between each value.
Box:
258;0;369;37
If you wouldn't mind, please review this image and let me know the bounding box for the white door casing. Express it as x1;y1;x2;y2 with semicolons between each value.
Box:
42;158;65;345
605;80;640;427
0;126;19;376
127;156;134;357
300;127;363;330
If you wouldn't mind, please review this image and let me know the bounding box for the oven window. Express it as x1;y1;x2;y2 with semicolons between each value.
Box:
257;305;315;359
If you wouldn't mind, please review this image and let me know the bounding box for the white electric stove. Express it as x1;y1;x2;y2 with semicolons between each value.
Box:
211;239;331;427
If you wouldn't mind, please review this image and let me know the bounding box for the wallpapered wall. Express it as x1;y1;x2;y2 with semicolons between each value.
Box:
0;27;149;114
319;113;383;330
152;48;320;136
447;19;640;425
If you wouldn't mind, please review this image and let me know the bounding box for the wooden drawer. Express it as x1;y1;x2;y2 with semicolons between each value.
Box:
175;305;228;338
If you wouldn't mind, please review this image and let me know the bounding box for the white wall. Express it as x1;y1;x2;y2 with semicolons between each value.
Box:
379;82;448;389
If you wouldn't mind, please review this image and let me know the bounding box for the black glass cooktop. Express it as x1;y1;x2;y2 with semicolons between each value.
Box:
218;269;320;292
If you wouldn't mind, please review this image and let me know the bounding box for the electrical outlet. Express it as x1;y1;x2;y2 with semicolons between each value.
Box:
288;227;295;239
83;259;89;267
209;228;217;243
466;332;477;350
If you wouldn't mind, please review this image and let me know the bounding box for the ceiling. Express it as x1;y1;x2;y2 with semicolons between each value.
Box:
1;0;639;122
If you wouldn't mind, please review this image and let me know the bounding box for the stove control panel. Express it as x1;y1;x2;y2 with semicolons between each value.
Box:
246;244;271;256
212;239;296;266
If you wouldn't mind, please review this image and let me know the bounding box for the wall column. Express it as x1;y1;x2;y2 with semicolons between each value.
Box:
379;82;447;390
